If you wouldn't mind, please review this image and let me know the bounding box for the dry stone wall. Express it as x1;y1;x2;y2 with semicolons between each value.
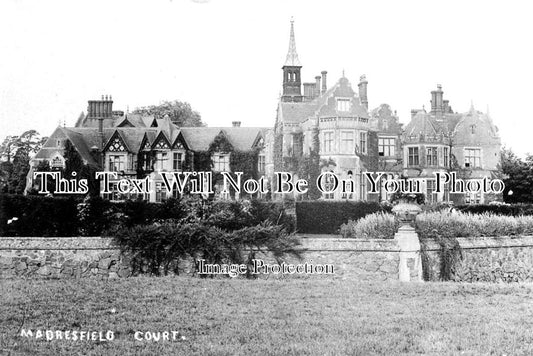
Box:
0;237;401;280
421;236;533;282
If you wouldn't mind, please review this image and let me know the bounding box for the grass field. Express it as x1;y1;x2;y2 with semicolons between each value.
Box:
1;277;533;355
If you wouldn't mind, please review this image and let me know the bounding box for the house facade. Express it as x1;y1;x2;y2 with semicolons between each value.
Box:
402;85;502;204
29;97;270;202
269;20;502;204
29;20;502;204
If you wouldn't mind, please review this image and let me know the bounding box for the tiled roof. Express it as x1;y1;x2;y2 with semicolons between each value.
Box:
279;102;318;123
222;127;269;151
61;128;99;166
403;111;440;137
180;127;224;151
180;127;269;151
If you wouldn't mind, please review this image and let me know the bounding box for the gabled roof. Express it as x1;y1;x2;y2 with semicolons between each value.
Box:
403;110;439;137
180;127;224;151
103;130;131;152
180;127;269;151
152;130;172;149
279;101;318;123
61;127;99;166
222;127;270;151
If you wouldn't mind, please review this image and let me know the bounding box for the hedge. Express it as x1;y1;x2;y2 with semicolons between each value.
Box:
0;194;80;237
416;211;533;239
295;201;390;234
0;194;294;237
456;204;533;216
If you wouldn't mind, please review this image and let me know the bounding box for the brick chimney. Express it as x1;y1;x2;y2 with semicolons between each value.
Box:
303;83;316;99
321;71;327;94
86;95;113;150
358;75;368;110
87;95;113;119
430;85;444;115
315;76;321;96
232;121;241;127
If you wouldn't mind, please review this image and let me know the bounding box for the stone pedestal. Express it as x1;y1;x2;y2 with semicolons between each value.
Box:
395;224;423;282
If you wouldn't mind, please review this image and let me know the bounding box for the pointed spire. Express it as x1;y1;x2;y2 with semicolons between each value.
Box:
284;17;301;67
469;100;475;113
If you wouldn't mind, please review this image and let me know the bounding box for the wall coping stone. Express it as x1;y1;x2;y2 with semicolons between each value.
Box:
0;237;118;250
0;236;400;253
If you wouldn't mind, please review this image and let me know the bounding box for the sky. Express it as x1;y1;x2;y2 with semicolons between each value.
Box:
1;0;532;156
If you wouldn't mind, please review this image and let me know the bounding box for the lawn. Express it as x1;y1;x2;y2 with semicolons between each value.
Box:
1;277;533;355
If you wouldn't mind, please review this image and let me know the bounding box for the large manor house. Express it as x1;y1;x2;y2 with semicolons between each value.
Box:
30;21;502;205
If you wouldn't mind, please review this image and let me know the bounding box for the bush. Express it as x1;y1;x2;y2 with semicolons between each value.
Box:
415;211;533;239
0;194;295;237
456;203;533;216
113;221;301;277
340;213;399;239
0;193;80;237
296;201;389;234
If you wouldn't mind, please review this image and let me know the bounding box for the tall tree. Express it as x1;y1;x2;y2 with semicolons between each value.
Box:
132;100;204;127
0;130;47;194
0;130;48;162
63;139;100;196
7;148;30;194
498;147;533;203
0;136;20;163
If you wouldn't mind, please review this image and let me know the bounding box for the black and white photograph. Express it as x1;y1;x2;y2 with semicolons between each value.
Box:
1;0;533;355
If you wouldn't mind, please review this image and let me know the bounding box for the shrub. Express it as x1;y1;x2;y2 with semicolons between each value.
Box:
0;194;295;237
0;193;79;237
456;203;533;216
415;211;533;239
340;212;400;239
77;195;114;236
296;201;389;234
112;221;301;277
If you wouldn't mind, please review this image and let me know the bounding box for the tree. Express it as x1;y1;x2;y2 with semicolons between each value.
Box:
0;130;47;162
0;161;13;193
0;136;20;163
0;130;48;194
63;139;100;196
7;148;30;194
132;100;204;127
499;147;533;203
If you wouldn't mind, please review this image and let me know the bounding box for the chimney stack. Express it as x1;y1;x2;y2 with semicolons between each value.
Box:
430;84;444;115
358;75;368;110
87;94;114;119
443;99;450;113
86;94;113;150
303;83;316;99
232;121;241;127
321;71;327;94
315;76;321;96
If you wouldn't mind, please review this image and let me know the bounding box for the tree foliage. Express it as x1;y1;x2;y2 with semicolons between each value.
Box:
132;100;204;127
0;130;47;162
499;147;533;203
0;130;48;194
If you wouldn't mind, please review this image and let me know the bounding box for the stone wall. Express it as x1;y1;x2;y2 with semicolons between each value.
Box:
0;237;131;279
421;236;533;282
0;236;401;280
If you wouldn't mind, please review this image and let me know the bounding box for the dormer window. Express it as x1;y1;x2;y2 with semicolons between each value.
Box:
337;98;350;112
